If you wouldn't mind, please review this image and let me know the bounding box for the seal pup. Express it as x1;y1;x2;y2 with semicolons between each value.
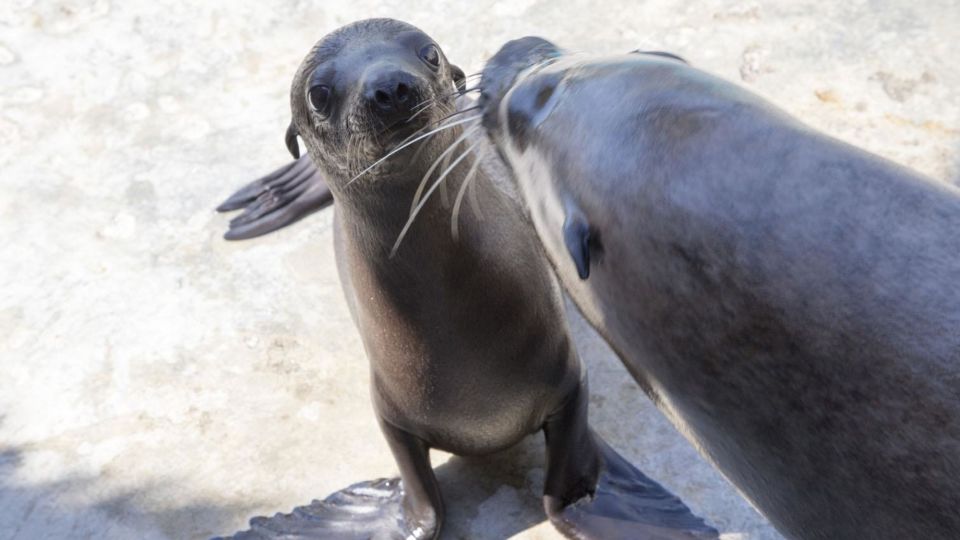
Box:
219;20;718;540
478;38;960;540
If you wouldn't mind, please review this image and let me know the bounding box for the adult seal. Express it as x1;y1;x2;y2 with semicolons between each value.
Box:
479;38;960;540
217;20;718;540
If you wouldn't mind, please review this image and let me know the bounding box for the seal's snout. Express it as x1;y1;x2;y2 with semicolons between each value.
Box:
480;37;561;133
364;67;421;124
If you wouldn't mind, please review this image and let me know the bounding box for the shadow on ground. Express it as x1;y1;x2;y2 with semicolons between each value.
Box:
0;425;553;540
0;440;266;540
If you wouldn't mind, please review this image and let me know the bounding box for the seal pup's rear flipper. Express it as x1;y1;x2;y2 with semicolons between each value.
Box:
548;435;719;540
215;477;422;540
215;155;333;240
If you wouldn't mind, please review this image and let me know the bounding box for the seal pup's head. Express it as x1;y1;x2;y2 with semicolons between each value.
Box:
288;19;466;187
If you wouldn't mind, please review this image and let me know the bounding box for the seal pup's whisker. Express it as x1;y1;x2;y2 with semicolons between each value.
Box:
406;99;479;128
445;105;480;117
400;106;481;147
406;94;462;125
408;83;473;117
438;140;453;208
397;107;477;170
410;123;481;213
402;88;481;131
451;146;484;241
467;165;485;221
345;114;481;188
407;92;468;122
404;102;456;167
409;97;438;117
432;85;482;106
463;145;487;222
400;101;452;141
405;102;436;123
390;139;481;257
412;95;436;111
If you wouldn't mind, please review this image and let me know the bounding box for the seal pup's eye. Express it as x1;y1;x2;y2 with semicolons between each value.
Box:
419;44;441;69
308;85;331;116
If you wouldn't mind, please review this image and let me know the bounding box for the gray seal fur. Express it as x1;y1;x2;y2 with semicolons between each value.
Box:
480;38;960;540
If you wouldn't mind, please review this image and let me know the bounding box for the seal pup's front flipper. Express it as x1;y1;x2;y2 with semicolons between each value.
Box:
218;414;441;540
215;155;333;240
548;435;719;540
215;477;413;540
541;380;717;539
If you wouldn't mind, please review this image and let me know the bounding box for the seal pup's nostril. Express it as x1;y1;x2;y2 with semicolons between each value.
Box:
366;71;419;118
374;89;392;107
396;82;410;102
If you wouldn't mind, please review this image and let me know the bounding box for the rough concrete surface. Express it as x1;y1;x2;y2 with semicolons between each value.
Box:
1;1;957;539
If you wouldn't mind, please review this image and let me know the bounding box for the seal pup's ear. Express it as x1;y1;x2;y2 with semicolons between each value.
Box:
563;210;593;280
450;63;467;92
631;50;689;64
285;121;300;159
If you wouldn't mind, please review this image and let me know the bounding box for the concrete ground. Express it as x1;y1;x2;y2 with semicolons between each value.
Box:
1;1;958;538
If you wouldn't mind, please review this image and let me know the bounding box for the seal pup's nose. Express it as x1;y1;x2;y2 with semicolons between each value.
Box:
364;68;419;122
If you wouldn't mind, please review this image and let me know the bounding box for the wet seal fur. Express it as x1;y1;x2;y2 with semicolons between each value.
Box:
479;38;960;540
216;20;718;540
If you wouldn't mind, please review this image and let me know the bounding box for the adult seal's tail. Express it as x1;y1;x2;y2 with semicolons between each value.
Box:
216;20;717;540
479;38;960;540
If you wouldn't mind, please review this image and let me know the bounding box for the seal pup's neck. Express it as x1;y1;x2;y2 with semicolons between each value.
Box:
332;147;482;266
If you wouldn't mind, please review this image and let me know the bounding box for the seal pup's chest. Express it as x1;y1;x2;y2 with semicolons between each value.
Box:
336;212;577;454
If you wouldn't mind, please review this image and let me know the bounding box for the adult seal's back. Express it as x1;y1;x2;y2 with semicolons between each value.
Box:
216;21;718;540
479;38;960;540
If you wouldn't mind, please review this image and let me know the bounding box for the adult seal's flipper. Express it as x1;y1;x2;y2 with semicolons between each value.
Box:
562;206;602;280
215;155;333;240
217;478;425;540
548;435;719;540
563;214;591;280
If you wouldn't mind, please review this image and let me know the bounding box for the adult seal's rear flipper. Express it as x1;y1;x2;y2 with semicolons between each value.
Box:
548;435;719;540
215;155;333;240
217;478;423;540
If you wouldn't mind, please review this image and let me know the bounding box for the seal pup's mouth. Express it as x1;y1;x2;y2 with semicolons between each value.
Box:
338;70;478;188
343;98;482;191
376;101;439;147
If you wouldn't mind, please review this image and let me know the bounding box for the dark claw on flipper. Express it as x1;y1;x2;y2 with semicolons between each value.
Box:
216;157;310;212
228;176;312;228
550;437;719;540
215;155;334;240
216;478;431;540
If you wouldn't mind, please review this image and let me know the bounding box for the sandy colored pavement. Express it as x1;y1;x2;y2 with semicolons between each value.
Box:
1;1;957;538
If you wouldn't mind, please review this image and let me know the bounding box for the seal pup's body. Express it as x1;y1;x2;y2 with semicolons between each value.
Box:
479;39;960;540
219;21;717;540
